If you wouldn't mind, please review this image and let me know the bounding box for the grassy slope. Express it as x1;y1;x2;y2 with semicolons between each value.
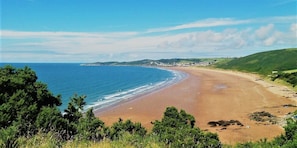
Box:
216;48;297;75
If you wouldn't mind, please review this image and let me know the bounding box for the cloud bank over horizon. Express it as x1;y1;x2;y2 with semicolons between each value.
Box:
1;1;297;63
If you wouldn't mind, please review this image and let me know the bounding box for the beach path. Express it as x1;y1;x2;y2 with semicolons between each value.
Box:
96;67;297;144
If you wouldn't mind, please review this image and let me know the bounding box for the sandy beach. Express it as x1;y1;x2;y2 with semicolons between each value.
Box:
96;67;297;144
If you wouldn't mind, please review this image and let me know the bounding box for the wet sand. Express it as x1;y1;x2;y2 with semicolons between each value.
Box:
95;67;297;144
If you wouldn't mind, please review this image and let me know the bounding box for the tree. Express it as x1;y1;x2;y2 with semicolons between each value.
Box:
76;108;105;141
0;65;61;135
63;94;86;124
63;94;106;141
152;107;221;147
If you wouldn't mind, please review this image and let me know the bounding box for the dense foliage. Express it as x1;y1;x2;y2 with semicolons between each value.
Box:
152;107;221;147
1;65;296;147
275;72;297;87
0;65;63;147
0;66;105;147
0;66;61;130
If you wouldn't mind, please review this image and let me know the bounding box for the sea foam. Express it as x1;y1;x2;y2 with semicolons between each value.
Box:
85;68;187;111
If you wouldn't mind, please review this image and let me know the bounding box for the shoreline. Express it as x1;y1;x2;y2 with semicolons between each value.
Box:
92;67;188;113
95;66;297;144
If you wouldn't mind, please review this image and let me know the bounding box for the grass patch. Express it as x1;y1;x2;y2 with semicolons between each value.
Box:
283;69;297;74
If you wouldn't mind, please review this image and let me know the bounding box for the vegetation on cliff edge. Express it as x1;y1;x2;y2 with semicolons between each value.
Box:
1;65;296;147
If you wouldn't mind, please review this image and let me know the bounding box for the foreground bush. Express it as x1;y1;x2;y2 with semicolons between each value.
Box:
108;118;147;140
152;107;221;147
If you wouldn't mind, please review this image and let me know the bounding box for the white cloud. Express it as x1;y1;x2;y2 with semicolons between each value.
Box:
146;18;250;33
145;16;296;33
264;37;276;46
154;23;295;52
156;29;251;51
1;16;297;62
291;23;297;32
253;24;296;47
1;30;140;54
1;30;138;40
255;16;297;24
255;24;274;39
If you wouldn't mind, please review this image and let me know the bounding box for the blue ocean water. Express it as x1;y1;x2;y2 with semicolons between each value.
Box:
0;63;184;111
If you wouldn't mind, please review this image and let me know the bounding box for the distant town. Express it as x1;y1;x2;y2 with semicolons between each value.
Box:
81;58;228;67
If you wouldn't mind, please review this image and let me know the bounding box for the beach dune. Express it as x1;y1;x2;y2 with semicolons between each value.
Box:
96;67;297;144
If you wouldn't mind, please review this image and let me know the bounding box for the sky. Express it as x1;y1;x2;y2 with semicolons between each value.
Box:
1;0;297;63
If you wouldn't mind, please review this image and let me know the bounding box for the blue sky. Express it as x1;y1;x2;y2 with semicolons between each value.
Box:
1;0;297;62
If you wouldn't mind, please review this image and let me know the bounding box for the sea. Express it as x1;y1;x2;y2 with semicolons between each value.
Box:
0;63;186;112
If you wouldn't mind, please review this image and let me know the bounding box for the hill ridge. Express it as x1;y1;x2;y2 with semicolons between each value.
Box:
216;48;297;75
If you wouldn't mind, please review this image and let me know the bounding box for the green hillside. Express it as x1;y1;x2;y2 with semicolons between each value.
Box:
87;58;203;66
216;48;297;75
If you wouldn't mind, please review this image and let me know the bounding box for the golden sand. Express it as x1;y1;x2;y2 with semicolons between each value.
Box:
96;67;297;144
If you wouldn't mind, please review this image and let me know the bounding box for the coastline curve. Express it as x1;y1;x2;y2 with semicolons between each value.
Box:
87;66;188;112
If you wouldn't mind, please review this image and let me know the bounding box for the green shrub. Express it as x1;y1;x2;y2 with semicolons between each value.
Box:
0;126;19;148
108;118;147;140
36;106;68;133
152;106;221;147
277;72;297;87
76;108;105;141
